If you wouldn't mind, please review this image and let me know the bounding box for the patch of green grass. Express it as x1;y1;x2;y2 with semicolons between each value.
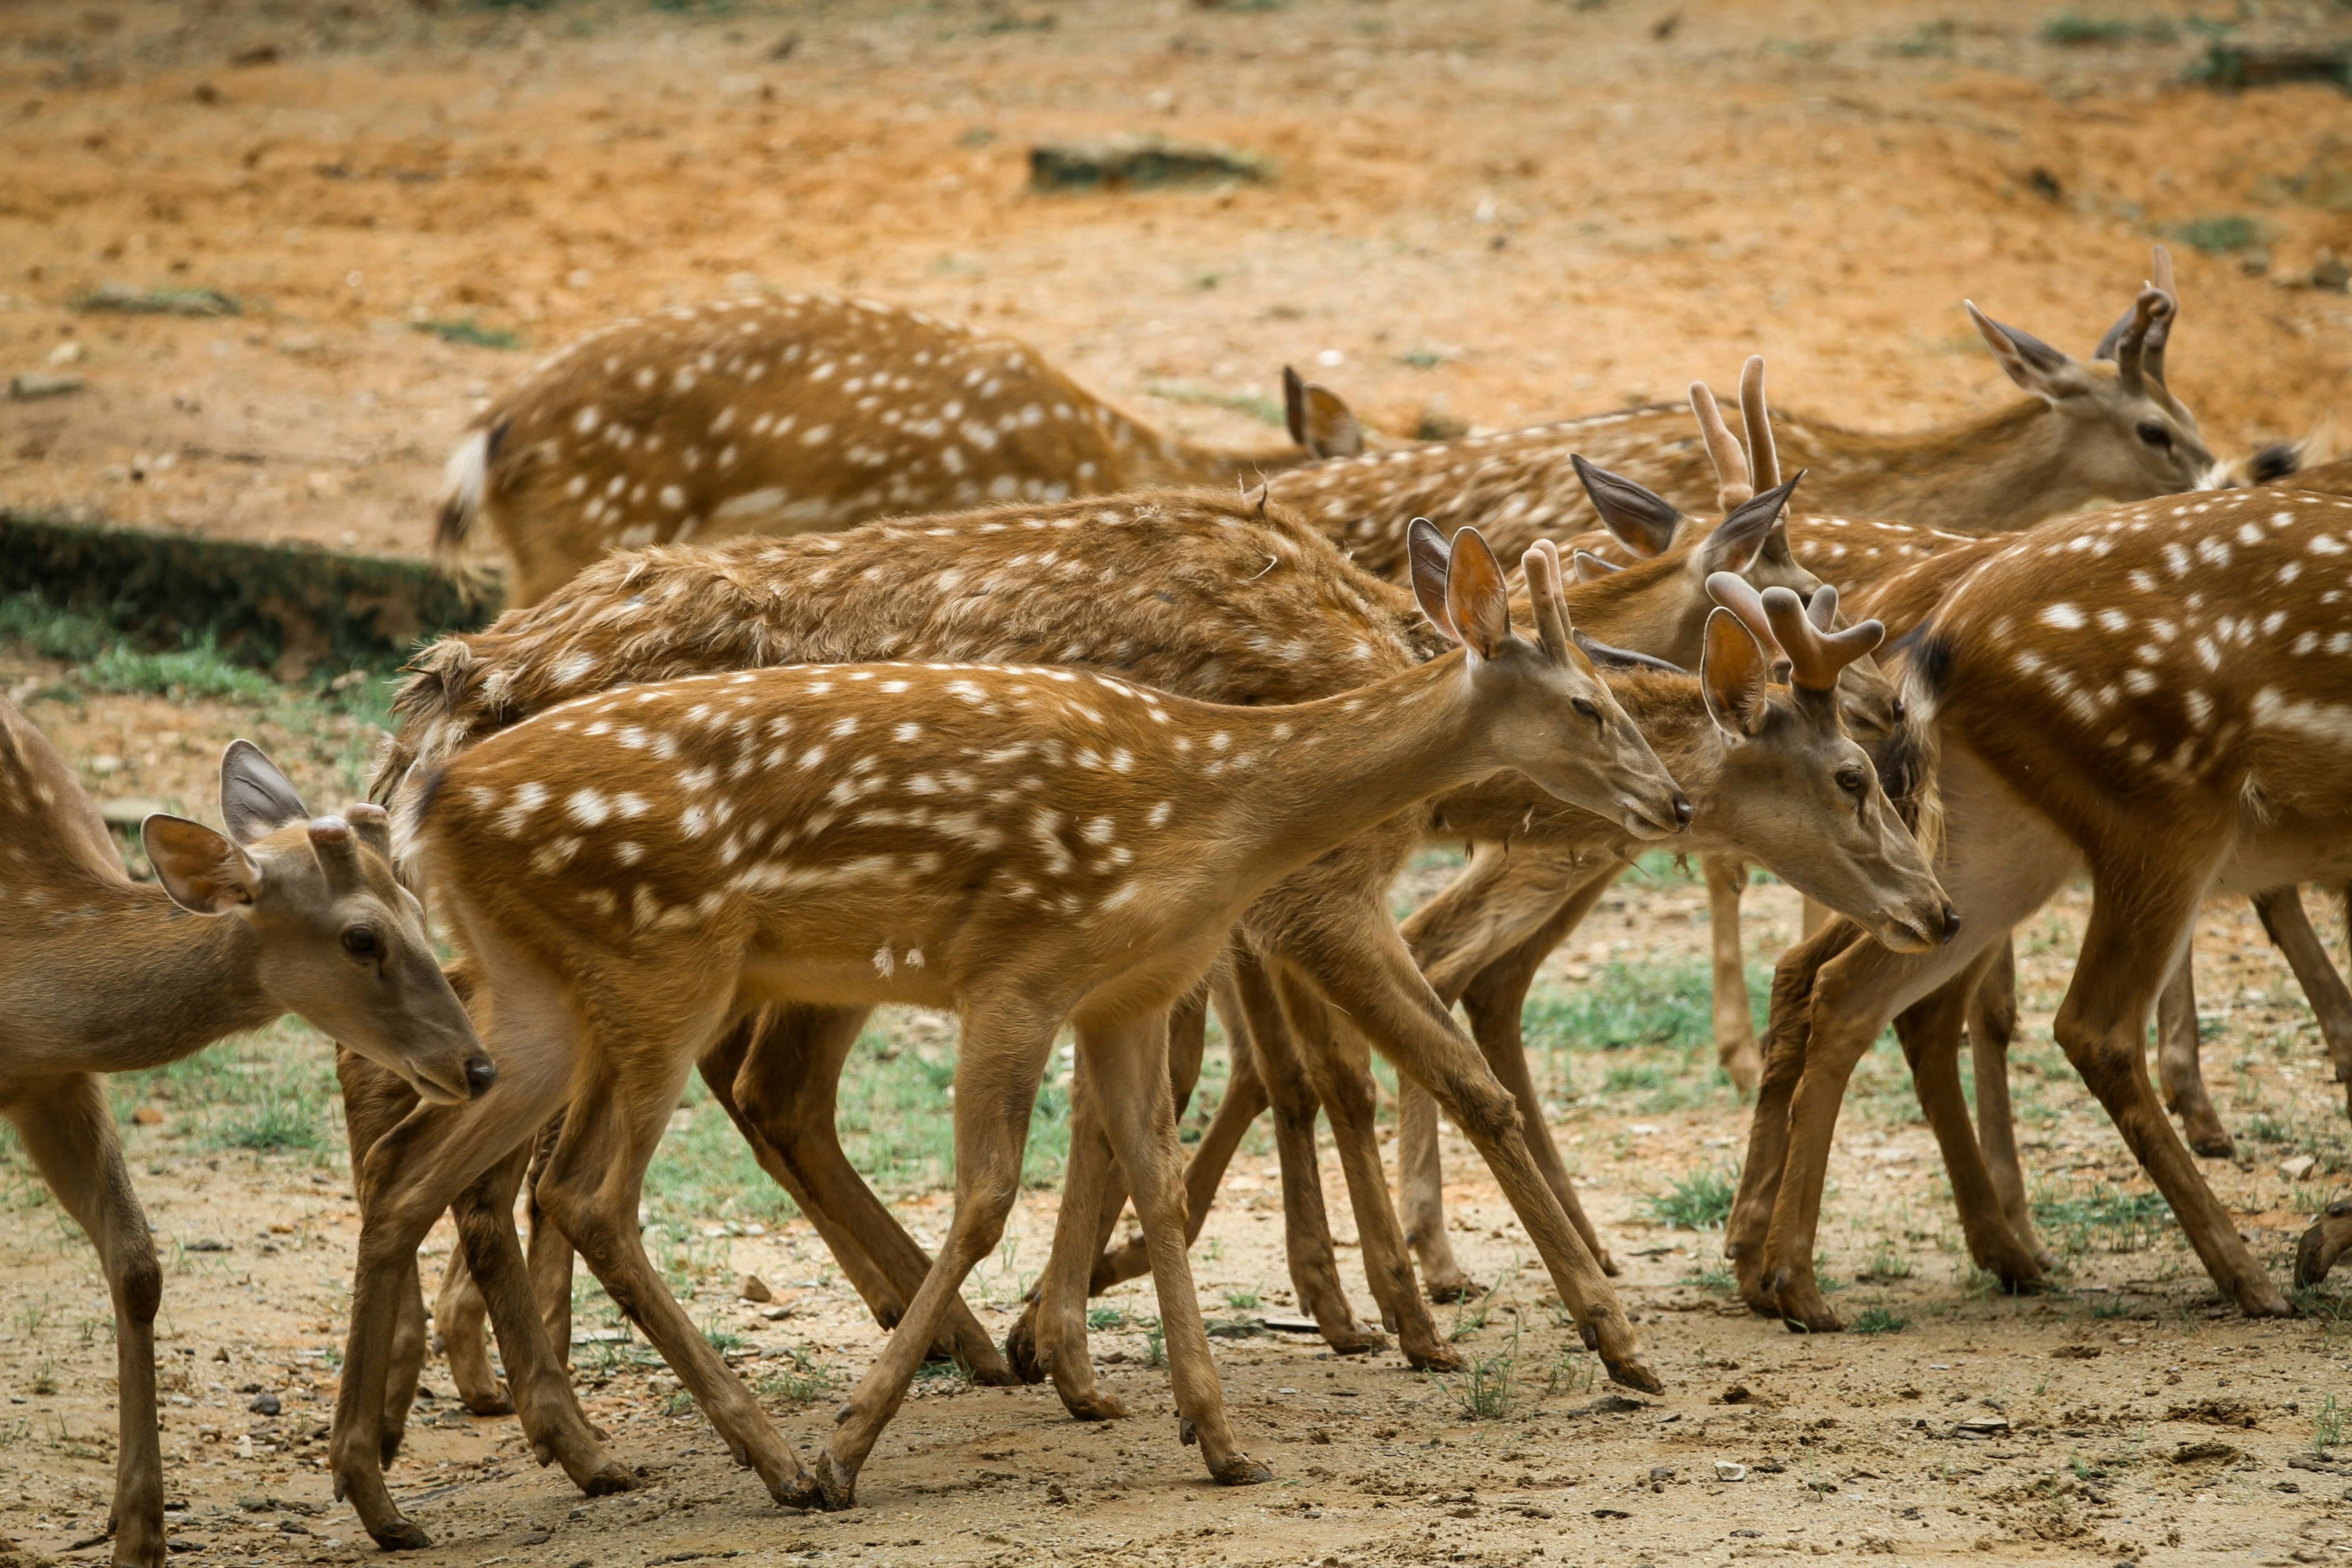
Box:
1143;382;1286;427
1681;1260;1736;1295
2166;214;2265;255
85;640;278;704
0;593;109;662
2032;1181;2174;1258
1850;1304;1910;1335
1642;1163;1738;1230
1398;347;1450;369
1883;20;1956;56
107;1018;340;1162
1433;1349;1518;1419
1087;1305;1130;1331
754;1346;835;1404
1860;1239;1916;1282
1221;1285;1262;1311
1142;1318;1166;1368
1203;1315;1269;1340
1524;961;1723;1054
823;1014;1072;1198
913;1356;973;1387
2314;1392;2343;1457
2039;12;2171;46
412;317;523;350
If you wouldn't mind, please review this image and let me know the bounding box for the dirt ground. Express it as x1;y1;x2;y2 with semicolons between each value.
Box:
6;2;2352;1566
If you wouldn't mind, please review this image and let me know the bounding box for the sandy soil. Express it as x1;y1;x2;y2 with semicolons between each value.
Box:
6;3;2352;1565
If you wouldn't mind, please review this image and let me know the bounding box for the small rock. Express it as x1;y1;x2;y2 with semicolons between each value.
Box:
1029;135;1269;192
186;1239;232;1253
2281;1154;2318;1180
647;1375;680;1396
9;372;84;400
89;755;122;776
1647;1465;1674;1482
1714;1461;1747;1482
757;1304;793;1322
47;339;83;366
1719;1384;1751;1404
248;1393;280;1416
133;1106;165;1127
2313;254;2351;292
2171;1440;2239;1465
1954;1416;2011;1437
2051;1344;2102;1360
739;1274;773;1303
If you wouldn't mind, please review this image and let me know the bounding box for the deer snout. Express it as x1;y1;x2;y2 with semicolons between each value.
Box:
1938;904;1962;943
465;1054;499;1099
1671;793;1694;830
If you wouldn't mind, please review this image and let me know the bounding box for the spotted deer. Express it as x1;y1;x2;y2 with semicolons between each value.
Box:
435;292;1364;605
1720;483;2352;1331
335;520;1685;1536
0;707;488;1568
347;483;1945;1497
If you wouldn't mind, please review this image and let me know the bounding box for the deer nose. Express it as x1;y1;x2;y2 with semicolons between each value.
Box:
1671;793;1693;829
465;1056;499;1099
1938;905;1962;943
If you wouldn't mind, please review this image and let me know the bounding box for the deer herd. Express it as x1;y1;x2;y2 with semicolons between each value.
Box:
8;245;2352;1564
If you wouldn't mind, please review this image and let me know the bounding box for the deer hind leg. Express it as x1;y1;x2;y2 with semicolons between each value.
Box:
2254;886;2352;1123
1283;905;1651;1393
6;1076;166;1568
1077;1010;1269;1488
2154;951;2233;1158
817;1004;1065;1508
2053;873;2290;1318
1965;939;2054;1269
423;1245;510;1417
2296;1198;2352;1287
1025;1071;1133;1421
1703;855;1765;1094
723;1004;1014;1383
1894;952;2044;1291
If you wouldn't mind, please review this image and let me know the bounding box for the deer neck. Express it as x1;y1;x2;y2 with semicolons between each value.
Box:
1811;400;2095;534
1093;402;1302;489
27;886;277;1074
1208;650;1509;873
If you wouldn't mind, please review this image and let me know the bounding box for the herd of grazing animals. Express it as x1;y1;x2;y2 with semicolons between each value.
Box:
7;247;2352;1564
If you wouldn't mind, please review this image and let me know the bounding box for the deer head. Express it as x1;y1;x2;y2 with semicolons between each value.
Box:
1410;524;1690;838
1697;573;1955;954
1967;245;2218;500
142;741;492;1105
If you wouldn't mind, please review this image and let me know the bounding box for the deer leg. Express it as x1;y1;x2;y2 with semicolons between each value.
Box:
1272;967;1455;1372
1090;984;1272;1295
2254;886;2352;1115
5;1076;167;1568
725;1005;1014;1382
2296;1198;2352;1287
816;1004;1065;1507
1026;1081;1131;1422
1227;949;1385;1356
332;1022;601;1548
1077;1010;1269;1488
536;1021;819;1509
2155;954;2233;1158
2050;877;2290;1318
1703;855;1765;1094
426;1247;511;1416
1892;954;2043;1290
1277;906;1652;1393
1727;920;1865;1316
1965;939;2053;1268
1393;1084;1474;1299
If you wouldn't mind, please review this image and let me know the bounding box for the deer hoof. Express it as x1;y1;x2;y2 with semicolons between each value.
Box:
1321;1324;1387;1356
1601;1356;1663;1396
1059;1388;1129;1422
1403;1340;1465;1375
1424;1276;1483;1304
813;1452;858;1512
365;1517;434;1552
1002;1314;1047;1385
461;1386;515;1417
1211;1453;1274;1486
582;1461;640;1498
2293;1204;2352;1288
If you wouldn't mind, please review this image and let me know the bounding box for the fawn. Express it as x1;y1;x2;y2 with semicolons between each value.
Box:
435;291;1362;605
338;522;1684;1535
1725;483;2352;1330
346;484;1942;1504
0;705;488;1568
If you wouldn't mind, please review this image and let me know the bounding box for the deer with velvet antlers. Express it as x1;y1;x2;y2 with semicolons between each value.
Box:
0;703;489;1568
436;292;1362;604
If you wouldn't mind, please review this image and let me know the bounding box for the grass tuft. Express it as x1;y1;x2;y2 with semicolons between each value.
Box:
412;317;524;350
1642;1163;1738;1230
1850;1305;1910;1335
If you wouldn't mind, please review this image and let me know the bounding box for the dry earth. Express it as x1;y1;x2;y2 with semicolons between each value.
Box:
5;2;2352;1566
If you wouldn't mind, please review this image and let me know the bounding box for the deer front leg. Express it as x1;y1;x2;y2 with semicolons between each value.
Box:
1286;911;1653;1393
1893;960;2045;1291
2155;956;2234;1158
429;1248;512;1416
1966;940;2054;1268
817;1007;1065;1507
1026;1096;1131;1421
1077;1011;1269;1488
1703;855;1764;1095
7;1078;167;1568
2054;877;2288;1317
1394;1083;1480;1300
2253;886;2352;1119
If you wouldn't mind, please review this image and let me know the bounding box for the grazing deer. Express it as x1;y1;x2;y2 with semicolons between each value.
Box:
0;705;489;1568
1267;250;2217;584
1723;478;2352;1330
348;480;1945;1492
338;523;1686;1537
435;292;1363;605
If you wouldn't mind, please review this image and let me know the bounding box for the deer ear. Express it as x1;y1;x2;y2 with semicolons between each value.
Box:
1408;519;1458;640
1700;608;1774;740
1571;454;1680;558
1442;527;1513;659
1569;549;1622;583
220;740;310;846
1965;301;2092;402
1284;371;1364;459
144;814;263;915
1698;473;1804;577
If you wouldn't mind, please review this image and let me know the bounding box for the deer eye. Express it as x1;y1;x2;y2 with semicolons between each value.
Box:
2136;419;2172;450
1836;765;1866;794
342;927;379;957
1571;697;1600;722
